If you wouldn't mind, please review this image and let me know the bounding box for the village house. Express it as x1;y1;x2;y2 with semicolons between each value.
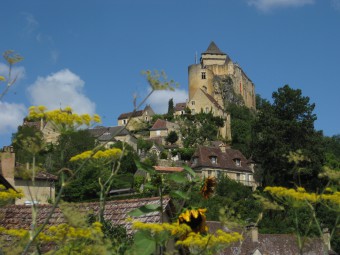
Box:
190;143;256;188
88;125;137;150
0;146;57;205
174;102;187;116
149;119;180;145
23;118;60;144
117;105;155;131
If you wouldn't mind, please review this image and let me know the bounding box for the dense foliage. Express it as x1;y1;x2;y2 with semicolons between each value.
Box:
252;85;325;190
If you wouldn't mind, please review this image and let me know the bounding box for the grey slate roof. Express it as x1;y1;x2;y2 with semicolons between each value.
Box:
88;126;130;141
203;41;226;55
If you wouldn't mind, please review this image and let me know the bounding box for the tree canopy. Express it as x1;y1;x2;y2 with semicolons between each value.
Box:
252;85;325;190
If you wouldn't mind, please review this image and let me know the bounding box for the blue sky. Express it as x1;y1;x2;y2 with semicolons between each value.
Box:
1;0;340;146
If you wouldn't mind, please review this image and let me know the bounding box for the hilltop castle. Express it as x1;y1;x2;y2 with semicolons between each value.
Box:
187;42;256;140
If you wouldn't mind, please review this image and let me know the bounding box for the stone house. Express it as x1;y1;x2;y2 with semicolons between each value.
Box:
0;146;57;205
174;102;187;116
117;105;155;130
23;119;60;144
190;143;256;188
88;126;137;150
149;119;180;145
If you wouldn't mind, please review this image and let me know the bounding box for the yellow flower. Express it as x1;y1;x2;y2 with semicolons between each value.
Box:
178;208;208;234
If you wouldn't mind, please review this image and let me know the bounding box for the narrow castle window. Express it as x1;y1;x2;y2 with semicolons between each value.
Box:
191;101;195;105
201;72;206;80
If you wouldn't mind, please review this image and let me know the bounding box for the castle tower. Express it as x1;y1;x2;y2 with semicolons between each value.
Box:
187;42;256;141
188;41;256;110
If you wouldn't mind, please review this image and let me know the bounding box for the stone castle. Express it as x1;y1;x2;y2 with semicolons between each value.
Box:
187;41;256;140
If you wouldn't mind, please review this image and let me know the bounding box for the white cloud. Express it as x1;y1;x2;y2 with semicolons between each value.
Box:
27;69;96;115
0;63;26;83
0;102;26;134
146;88;188;114
247;0;314;12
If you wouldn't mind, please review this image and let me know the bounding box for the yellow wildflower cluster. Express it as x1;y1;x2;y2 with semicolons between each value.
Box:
38;222;103;242
0;227;28;238
28;106;101;131
0;222;103;242
264;186;340;207
132;221;242;253
176;230;242;251
133;221;191;237
0;185;24;202
70;148;122;162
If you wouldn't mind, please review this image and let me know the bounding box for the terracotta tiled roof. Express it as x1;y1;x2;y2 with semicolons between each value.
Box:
0;197;172;235
202;41;226;55
154;166;183;173
150;119;168;130
175;103;186;111
191;146;251;173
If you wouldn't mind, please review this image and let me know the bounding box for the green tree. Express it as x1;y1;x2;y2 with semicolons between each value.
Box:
47;130;96;173
252;85;325;190
167;98;174;120
165;130;178;145
110;141;139;174
12;125;45;165
227;103;256;158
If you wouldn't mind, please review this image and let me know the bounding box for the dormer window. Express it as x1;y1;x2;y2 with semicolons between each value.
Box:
210;156;217;164
234;158;241;166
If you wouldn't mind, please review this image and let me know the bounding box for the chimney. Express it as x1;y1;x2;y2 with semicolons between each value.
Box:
248;225;258;243
323;228;331;251
0;146;15;180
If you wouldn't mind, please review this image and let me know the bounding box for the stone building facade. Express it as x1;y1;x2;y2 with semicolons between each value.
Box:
187;42;256;141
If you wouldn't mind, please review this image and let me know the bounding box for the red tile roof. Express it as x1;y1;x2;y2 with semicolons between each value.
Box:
150;119;168;130
0;197;172;235
154;166;183;173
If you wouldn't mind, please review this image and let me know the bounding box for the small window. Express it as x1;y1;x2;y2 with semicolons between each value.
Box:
123;119;127;124
201;72;206;79
145;116;148;121
193;157;198;164
202;85;207;92
205;107;209;113
210;156;217;164
235;159;241;166
191;101;195;105
236;173;240;181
